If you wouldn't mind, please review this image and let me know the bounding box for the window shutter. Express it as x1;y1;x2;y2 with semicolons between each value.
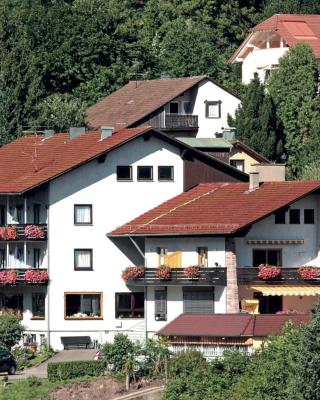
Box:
164;251;182;268
183;288;214;314
155;289;167;321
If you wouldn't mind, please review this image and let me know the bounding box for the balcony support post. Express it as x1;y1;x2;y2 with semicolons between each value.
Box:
24;197;27;224
225;237;240;313
6;242;9;268
6;196;9;224
24;241;27;268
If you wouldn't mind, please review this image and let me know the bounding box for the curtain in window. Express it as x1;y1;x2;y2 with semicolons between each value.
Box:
75;206;91;223
80;294;100;316
75;250;91;268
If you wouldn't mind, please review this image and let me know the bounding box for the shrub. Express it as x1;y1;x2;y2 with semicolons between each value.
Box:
12;347;35;370
101;333;136;372
0;313;25;349
47;360;107;381
168;350;207;378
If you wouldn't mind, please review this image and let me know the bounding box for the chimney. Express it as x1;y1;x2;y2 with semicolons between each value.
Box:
249;172;259;191
101;126;114;140
69;127;86;139
43;129;55;140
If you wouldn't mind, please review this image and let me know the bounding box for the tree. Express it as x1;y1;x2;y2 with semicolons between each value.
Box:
268;44;320;177
262;0;320;18
229;73;282;160
0;314;25;349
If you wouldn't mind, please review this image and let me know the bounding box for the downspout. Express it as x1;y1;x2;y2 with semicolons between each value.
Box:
46;200;50;347
128;236;148;342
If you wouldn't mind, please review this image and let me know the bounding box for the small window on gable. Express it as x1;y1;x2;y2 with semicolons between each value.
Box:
158;166;174;181
137;166;153;181
197;247;208;267
169;102;179;114
230;160;244;172
74;205;92;225
289;209;300;224
304;209;314;224
74;249;93;270
117;166;132;181
275;210;286;224
205;101;221;118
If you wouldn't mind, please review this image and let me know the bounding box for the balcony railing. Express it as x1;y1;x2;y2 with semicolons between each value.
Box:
165;114;198;129
237;267;320;284
0;224;47;241
128;267;226;286
0;268;49;286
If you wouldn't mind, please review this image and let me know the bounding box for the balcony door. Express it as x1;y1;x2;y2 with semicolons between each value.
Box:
253;249;282;267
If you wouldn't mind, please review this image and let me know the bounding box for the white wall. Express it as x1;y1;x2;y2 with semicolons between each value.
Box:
47;135;185;349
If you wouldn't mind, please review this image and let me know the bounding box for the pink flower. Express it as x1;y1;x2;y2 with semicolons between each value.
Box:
121;266;145;282
0;270;18;284
184;266;201;279
298;266;320;280
24;269;49;283
156;265;172;280
257;264;281;280
24;225;45;239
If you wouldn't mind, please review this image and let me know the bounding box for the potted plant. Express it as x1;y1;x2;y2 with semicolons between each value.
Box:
298;266;320;280
257;264;281;280
24;270;49;284
24;225;45;239
184;265;201;279
156;265;172;280
121;266;145;282
0;269;18;285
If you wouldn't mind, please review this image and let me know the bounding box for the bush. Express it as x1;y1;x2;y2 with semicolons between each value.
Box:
101;333;136;372
168;350;207;378
47;360;107;382
11;347;35;370
0;314;25;349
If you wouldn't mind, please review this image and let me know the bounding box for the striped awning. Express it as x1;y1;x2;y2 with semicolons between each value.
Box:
251;285;320;296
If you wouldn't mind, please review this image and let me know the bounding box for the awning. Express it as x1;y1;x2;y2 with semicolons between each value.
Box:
251;285;320;296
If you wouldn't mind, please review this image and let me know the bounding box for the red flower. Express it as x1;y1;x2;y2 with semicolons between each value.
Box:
121;266;145;282
0;270;18;284
298;266;320;280
24;225;45;239
184;265;201;279
257;264;281;280
0;226;18;240
24;270;49;283
156;265;172;280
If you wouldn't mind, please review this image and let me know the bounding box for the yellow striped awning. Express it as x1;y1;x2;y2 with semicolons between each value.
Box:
251;286;320;296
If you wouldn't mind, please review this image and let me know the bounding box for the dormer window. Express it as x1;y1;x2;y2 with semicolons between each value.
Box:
169;102;179;114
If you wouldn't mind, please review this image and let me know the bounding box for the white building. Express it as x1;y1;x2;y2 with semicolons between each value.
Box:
0;126;247;350
229;14;320;84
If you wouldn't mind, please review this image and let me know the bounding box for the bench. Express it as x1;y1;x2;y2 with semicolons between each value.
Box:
61;336;92;350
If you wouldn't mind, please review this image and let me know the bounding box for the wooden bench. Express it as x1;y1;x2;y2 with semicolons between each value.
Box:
61;336;92;350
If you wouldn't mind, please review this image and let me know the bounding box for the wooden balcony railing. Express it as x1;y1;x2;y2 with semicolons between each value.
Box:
0;224;47;241
0;268;49;285
237;267;320;284
165;114;198;129
128;267;226;286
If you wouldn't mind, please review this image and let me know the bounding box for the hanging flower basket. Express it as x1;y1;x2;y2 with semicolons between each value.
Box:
298;266;320;280
184;265;201;279
257;264;281;280
121;266;145;282
156;265;172;280
24;269;49;284
0;226;18;240
24;225;45;239
0;270;18;285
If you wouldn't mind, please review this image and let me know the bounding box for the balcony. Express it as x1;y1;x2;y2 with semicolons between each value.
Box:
0;268;49;286
127;267;226;286
0;224;47;241
237;267;320;285
164;114;198;129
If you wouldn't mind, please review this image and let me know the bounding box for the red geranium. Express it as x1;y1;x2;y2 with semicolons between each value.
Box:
156;265;172;280
24;269;49;283
0;226;18;240
121;266;145;282
257;264;281;280
24;225;45;239
0;270;18;284
184;265;201;279
298;266;320;280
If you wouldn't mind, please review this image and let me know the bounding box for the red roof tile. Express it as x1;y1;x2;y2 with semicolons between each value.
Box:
86;76;239;129
157;313;311;338
109;181;320;236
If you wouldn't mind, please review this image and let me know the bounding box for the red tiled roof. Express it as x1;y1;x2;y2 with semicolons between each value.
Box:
0;127;150;194
252;14;320;58
157;313;311;338
86;76;239;129
109;181;320;236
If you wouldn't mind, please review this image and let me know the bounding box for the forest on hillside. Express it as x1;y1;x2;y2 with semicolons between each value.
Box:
0;0;320;177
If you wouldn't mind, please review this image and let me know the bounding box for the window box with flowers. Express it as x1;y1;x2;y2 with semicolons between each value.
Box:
121;266;145;282
0;269;18;285
184;265;201;280
298;266;320;280
156;265;171;280
24;270;49;284
257;264;281;280
0;226;18;240
24;225;45;239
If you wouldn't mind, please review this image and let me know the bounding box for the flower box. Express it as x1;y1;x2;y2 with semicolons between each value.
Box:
184;265;201;279
298;266;320;280
156;265;172;280
0;226;18;240
257;264;281;280
24;269;49;284
121;266;145;282
0;270;18;285
24;225;45;239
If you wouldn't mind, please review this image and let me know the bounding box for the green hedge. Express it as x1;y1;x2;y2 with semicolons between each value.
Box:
47;360;107;381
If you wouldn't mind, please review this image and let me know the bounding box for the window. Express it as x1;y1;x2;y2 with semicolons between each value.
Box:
155;289;167;321
32;293;45;319
0;294;23;319
253;249;282;267
117;166;132;181
197;247;208;267
230;160;244;172
275;210;286;224
115;292;144;318
254;292;283;314
74;205;92;225
169;102;179;114
158;166;174;181
16;205;24;224
205;101;221;118
289;209;300;224
157;247;167;266
0;249;5;268
137;166;153;181
304;209;314;224
65;293;102;319
183;288;214;314
0;206;5;225
74;249;93;270
183;102;192;114
33;248;41;269
33;204;40;224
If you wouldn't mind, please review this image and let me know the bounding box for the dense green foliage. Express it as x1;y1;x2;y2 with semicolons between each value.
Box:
12;343;55;371
0;314;25;349
47;360;107;381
